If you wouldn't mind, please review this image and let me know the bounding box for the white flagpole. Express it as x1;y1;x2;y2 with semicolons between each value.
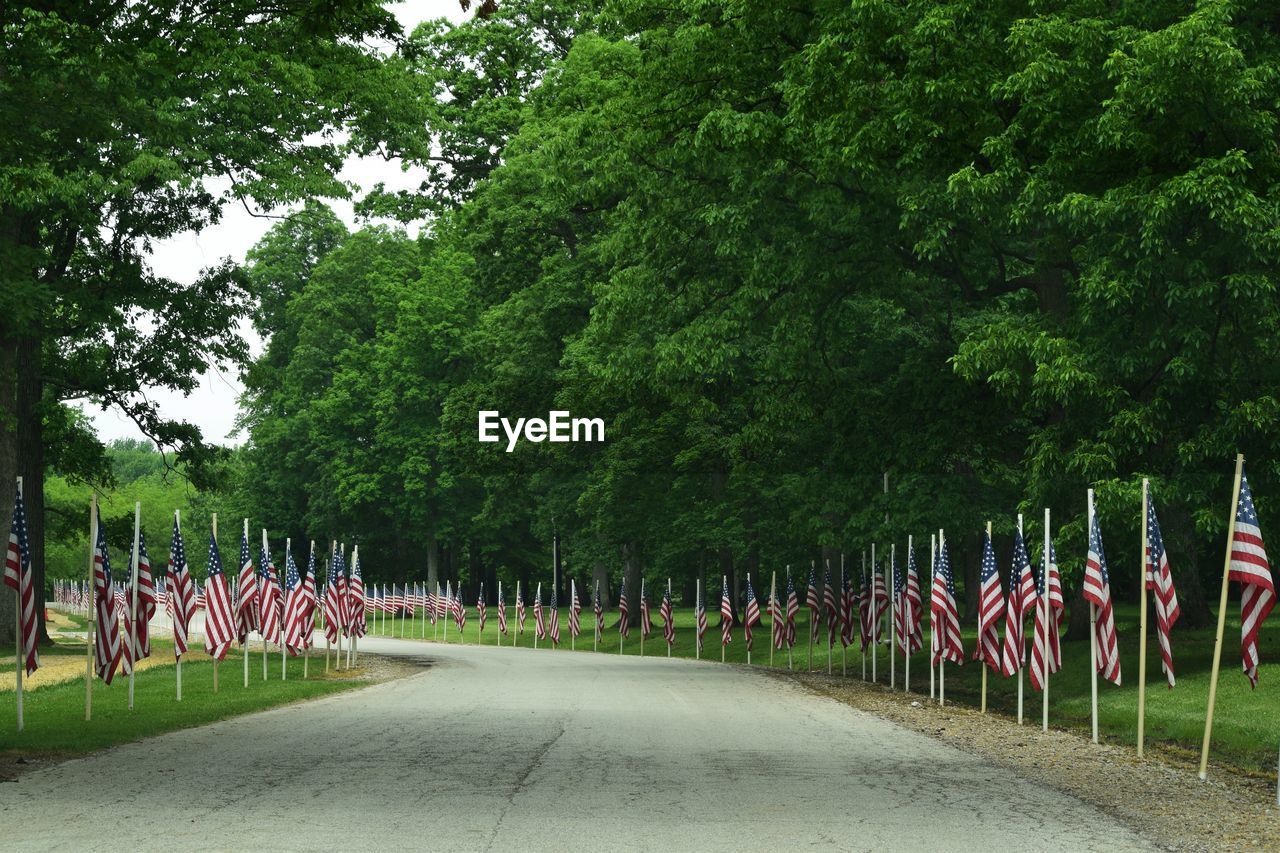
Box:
870;544;877;683
639;579;645;658
1138;484;1149;756
325;544;334;673
262;529;270;681
443;581;450;644
282;538;289;681
840;554;847;677
1017;514;1024;724
211;514;220;692
769;572;776;667
85;495;98;721
1200;453;1245;781
889;545;895;689
14;477;24;731
1087;490;1099;743
1042;509;1051;732
721;575;726;664
666;578;672;658
929;536;936;700
903;539;910;692
695;578;701;660
745;573;751;666
938;529;946;707
534;582;540;650
127;500;141;710
982;522;992;713
242;519;251;686
571;579;577;652
859;554;865;680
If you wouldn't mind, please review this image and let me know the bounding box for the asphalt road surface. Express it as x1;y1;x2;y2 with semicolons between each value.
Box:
2;637;1150;851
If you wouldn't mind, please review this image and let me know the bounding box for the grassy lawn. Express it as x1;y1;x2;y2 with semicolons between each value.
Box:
363;601;1280;772
0;619;374;754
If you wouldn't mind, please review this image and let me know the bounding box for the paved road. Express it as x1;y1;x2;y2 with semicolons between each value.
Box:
1;638;1150;851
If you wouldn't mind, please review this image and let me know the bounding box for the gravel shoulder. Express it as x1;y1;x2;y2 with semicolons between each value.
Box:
784;670;1279;852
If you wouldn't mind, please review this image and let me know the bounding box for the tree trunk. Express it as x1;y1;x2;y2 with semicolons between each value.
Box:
426;535;439;595
622;541;642;627
0;332;17;645
1164;501;1213;628
720;546;738;625
17;333;49;643
961;533;980;622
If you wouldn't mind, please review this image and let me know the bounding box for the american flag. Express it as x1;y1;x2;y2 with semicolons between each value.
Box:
660;584;675;646
593;579;603;640
348;550;366;638
1229;468;1273;687
858;561;873;652
122;532;157;671
743;576;761;651
569;579;581;639
769;578;785;651
92;521;122;684
1145;495;1181;687
785;571;799;649
1030;542;1064;691
639;580;652;640
280;545;306;654
930;536;964;665
517;582;527;635
234;530;258;642
873;559;889;643
455;585;467;632
617;579;629;639
1001;527;1033;677
534;583;546;640
549;585;560;645
1083;510;1121;685
720;577;733;647
974;532;1004;671
202;532;236;660
166;516;195;659
901;548;922;654
323;549;344;645
299;547;318;649
840;569;856;648
823;564;839;646
695;581;707;653
805;564;821;642
891;554;904;653
478;583;487;632
259;541;282;645
497;581;507;635
5;483;38;676
193;580;206;611
427;583;438;625
335;552;350;637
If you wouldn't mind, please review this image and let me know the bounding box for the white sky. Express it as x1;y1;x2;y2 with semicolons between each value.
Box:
82;0;466;448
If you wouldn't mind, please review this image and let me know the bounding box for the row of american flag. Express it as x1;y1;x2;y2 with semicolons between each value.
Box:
4;458;1274;783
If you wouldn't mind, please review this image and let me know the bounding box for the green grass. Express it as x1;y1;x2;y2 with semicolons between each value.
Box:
0;632;371;754
362;602;1280;772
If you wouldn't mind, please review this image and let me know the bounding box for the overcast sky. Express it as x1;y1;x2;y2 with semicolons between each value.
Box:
82;0;466;448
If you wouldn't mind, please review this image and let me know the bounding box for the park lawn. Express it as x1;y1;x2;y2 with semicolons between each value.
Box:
362;602;1280;772
0;637;369;754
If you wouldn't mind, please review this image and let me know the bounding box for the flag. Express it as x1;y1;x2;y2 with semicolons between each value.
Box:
92;522;122;684
973;532;1004;671
695;581;707;653
1083;510;1121;685
455;585;467;632
840;570;856;649
930;537;964;665
873;561;889;643
281;545;307;654
744;577;761;651
823;565;838;646
858;563;873;653
805;565;821;642
165;516;195;659
5;484;38;676
1030;542;1064;691
1229;468;1274;687
593;580;603;639
1143;495;1180;687
769;579;784;651
720;578;733;647
497;582;507;635
234;530;258;643
1000;527;1033;677
549;585;560;645
323;550;343;645
259;542;282;645
639;580;652;640
201;532;235;660
534;583;546;640
902;548;922;654
299;547;318;649
569;580;581;639
660;584;674;647
478;583;487;632
122;533;157;671
349;551;366;638
618;579;630;639
517;582;527;635
785;571;799;649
